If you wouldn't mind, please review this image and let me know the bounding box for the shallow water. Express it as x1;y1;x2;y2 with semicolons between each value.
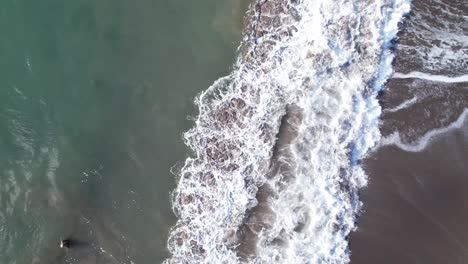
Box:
0;0;249;263
350;0;468;263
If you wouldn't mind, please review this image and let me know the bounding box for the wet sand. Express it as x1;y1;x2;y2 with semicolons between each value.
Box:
350;121;468;263
349;0;468;262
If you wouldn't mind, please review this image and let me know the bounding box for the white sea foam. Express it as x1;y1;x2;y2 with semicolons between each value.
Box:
384;96;419;113
396;0;468;74
393;71;468;83
380;108;468;152
165;0;411;263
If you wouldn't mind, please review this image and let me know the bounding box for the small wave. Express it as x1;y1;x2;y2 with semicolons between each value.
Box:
380;108;468;152
166;0;410;263
393;71;468;83
384;96;419;113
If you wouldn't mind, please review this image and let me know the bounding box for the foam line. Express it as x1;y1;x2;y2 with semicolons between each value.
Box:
393;71;468;83
384;96;419;113
380;108;468;152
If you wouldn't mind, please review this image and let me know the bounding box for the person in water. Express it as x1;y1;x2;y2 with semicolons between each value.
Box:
60;239;71;249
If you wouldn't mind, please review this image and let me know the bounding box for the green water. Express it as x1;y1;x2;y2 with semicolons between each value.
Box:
0;0;248;263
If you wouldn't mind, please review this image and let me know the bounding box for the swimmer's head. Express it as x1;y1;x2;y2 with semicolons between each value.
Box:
60;239;71;249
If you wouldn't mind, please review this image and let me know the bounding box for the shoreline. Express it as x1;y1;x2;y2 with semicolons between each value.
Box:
349;0;468;262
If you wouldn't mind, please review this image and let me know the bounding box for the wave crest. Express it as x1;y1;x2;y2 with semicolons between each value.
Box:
165;0;411;263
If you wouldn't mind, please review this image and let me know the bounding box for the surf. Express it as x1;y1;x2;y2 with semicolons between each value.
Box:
165;0;411;263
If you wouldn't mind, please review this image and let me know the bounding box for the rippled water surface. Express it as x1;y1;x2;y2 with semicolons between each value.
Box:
0;0;248;263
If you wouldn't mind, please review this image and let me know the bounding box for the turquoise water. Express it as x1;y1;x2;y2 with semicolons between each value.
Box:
0;0;248;263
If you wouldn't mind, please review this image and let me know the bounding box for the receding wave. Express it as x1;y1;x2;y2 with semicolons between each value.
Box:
165;0;410;263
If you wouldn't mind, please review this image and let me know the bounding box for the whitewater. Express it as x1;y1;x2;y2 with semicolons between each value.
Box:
165;0;410;263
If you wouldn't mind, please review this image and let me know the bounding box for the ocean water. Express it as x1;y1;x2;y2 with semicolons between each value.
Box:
3;0;464;263
0;0;248;263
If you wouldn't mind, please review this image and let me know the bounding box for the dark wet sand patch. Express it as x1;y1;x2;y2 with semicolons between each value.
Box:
350;117;468;264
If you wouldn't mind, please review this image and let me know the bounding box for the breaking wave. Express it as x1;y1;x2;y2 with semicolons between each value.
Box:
165;0;410;263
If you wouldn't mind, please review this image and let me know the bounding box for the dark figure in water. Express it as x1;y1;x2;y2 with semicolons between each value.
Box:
60;239;71;249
